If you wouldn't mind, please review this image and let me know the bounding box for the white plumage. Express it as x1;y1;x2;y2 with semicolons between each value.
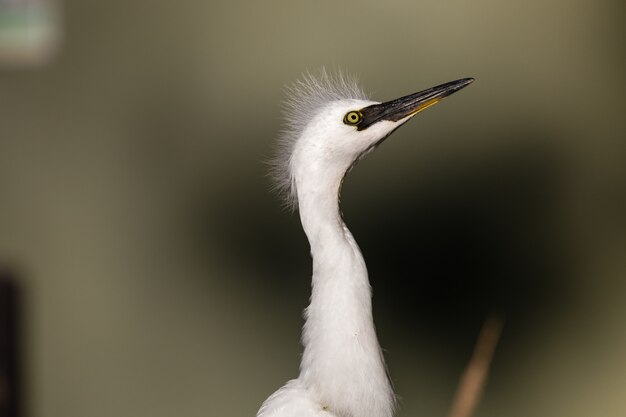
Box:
270;69;369;210
259;70;473;417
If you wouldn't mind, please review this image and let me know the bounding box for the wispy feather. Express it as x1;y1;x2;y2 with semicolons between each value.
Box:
269;68;368;211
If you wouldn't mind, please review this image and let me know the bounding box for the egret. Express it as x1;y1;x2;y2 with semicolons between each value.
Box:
258;71;474;417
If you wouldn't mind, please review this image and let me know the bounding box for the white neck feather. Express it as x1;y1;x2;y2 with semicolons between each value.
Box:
295;169;395;417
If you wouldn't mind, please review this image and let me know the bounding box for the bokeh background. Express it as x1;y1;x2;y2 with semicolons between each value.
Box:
0;0;625;416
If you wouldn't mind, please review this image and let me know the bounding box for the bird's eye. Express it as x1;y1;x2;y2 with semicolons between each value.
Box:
343;111;363;126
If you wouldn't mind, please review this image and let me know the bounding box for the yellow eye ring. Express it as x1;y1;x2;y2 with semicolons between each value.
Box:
343;111;363;126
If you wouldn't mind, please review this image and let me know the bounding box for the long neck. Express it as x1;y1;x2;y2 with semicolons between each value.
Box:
295;174;395;417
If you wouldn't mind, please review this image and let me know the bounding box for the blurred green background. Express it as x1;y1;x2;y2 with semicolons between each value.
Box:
0;0;625;416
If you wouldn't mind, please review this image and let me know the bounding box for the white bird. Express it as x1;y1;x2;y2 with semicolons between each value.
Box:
258;70;474;417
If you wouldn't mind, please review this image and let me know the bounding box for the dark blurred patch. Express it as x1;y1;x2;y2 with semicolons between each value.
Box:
199;129;578;366
346;131;578;365
191;166;311;297
0;271;20;417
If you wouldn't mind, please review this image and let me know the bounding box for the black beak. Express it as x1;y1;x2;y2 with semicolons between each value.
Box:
356;78;474;131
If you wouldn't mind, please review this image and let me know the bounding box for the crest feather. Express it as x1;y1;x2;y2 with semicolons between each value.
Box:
269;68;368;210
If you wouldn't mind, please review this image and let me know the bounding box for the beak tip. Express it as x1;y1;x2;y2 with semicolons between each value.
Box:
452;77;475;93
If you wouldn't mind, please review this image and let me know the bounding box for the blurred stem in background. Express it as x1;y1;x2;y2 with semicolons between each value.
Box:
448;315;504;417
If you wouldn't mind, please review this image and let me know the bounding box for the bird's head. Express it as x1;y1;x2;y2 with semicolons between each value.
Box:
270;70;473;210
